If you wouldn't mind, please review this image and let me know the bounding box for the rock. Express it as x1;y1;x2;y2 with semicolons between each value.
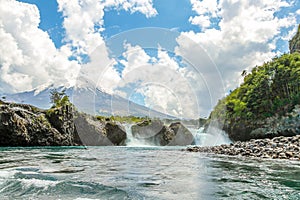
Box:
104;122;127;146
131;120;165;139
186;134;300;160
0;104;74;146
45;104;75;138
167;122;195;146
0;102;130;147
278;152;287;159
73;114;112;146
285;151;294;158
131;120;194;146
131;119;174;146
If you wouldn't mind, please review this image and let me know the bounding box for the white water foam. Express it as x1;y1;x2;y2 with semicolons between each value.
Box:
20;178;60;188
124;124;152;147
189;126;232;146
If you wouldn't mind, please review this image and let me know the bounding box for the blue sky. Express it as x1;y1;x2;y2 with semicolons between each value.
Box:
17;0;300;53
1;0;300;117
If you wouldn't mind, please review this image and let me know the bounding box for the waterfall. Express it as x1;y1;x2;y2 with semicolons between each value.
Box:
124;123;231;147
189;126;232;146
124;124;152;147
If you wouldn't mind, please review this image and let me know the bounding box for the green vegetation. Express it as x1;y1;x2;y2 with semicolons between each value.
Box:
289;24;300;54
210;52;300;124
50;88;70;108
96;115;148;124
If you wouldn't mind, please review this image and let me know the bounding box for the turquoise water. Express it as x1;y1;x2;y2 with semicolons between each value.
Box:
0;147;299;199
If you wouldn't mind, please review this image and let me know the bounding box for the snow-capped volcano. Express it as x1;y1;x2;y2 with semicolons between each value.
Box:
2;78;174;118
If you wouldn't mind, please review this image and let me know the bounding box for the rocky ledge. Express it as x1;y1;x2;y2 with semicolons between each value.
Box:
187;135;300;160
0;101;127;146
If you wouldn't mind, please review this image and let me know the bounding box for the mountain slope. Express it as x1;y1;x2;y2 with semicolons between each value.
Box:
2;85;174;119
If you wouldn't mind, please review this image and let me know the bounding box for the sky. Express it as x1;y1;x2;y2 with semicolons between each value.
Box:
0;0;300;118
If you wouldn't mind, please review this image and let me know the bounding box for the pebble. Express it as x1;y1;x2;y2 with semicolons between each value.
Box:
186;134;300;160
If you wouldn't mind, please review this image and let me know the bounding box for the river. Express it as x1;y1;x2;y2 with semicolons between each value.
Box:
0;146;299;199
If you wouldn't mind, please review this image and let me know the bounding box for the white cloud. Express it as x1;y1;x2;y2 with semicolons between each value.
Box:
0;0;80;93
109;43;208;118
57;0;106;61
57;0;158;92
179;0;298;94
0;0;158;94
104;0;157;18
189;0;219;29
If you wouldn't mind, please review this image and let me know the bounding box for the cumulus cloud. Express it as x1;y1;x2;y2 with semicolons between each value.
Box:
104;0;157;18
0;0;80;93
189;0;218;29
57;0;158;90
104;42;213;118
0;0;158;94
179;0;298;93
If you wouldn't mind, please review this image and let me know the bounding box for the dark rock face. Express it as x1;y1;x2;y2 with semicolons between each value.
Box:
131;120;194;146
104;122;127;146
0;104;73;146
187;135;300;160
167;122;195;146
0;103;127;146
131;120;165;139
73;114;112;146
219;105;300;142
46;104;75;137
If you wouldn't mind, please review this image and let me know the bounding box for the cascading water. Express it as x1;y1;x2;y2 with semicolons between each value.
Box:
124;123;231;147
189;126;232;146
124;124;151;147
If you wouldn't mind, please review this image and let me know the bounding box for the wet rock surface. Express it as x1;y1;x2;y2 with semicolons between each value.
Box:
221;105;300;141
131;120;194;146
0;102;127;146
187;135;300;160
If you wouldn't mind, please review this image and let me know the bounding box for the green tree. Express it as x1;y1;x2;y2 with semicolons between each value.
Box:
50;88;69;107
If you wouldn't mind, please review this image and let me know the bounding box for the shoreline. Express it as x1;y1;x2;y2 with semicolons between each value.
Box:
187;134;300;160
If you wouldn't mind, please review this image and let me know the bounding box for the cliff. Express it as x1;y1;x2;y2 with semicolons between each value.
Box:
208;26;300;141
0;101;126;146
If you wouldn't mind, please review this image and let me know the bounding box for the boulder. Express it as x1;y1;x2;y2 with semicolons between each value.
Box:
131;120;194;146
104;122;127;146
167;122;194;146
73;114;112;146
131;120;165;139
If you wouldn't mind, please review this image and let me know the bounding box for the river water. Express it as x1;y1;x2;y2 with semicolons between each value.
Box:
0;146;299;200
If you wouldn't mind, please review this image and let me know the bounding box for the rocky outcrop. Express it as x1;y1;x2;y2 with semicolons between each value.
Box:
220;105;300;141
0;102;127;146
131;120;194;146
187;135;300;160
0;104;73;146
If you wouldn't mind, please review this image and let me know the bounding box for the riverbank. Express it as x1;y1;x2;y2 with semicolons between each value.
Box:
187;134;300;160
